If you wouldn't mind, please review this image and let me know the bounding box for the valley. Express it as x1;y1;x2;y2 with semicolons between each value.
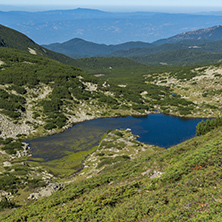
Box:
0;18;222;221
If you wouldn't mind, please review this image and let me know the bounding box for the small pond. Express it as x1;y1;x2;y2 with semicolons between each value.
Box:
28;113;206;161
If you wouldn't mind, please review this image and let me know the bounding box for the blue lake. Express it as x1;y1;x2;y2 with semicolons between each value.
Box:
29;113;206;161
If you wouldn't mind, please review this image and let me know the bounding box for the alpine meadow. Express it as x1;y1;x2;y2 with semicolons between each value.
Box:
0;6;221;222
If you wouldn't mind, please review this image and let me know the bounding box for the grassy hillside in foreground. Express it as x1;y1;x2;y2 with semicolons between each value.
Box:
1;126;221;221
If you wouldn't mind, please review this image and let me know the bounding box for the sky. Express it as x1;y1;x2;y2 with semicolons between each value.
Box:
1;0;222;12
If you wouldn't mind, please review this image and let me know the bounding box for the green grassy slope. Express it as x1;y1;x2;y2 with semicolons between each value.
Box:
104;43;188;57
188;40;222;53
1;127;221;221
0;24;83;66
0;24;41;52
69;56;146;74
132;49;222;66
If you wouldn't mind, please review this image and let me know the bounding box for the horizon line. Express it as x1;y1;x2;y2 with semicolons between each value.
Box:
1;5;222;14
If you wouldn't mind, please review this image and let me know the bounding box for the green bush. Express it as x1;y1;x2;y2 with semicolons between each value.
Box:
132;104;149;111
96;153;105;156
97;155;130;168
99;95;118;105
0;88;26;118
113;131;124;137
44;122;57;130
0;197;15;211
8;85;27;94
196;117;222;135
1;140;23;155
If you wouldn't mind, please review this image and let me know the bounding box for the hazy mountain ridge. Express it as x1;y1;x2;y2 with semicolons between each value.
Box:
43;25;222;66
154;25;222;45
43;25;222;56
1;8;222;44
43;38;152;58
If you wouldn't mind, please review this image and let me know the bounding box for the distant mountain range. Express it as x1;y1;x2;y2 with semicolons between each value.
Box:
154;25;222;45
1;23;222;67
42;25;222;66
0;24;143;71
42;39;153;58
43;25;222;57
1;8;222;44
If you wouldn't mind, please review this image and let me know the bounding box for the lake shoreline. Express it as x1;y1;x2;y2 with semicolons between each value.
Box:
25;109;212;141
0;102;213;145
25;110;153;140
28;113;207;161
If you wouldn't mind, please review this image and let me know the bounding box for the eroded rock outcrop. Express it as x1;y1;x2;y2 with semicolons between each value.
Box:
28;182;63;200
0;114;33;139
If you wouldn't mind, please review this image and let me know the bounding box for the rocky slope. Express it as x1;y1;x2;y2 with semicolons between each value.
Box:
147;64;222;117
154;25;222;45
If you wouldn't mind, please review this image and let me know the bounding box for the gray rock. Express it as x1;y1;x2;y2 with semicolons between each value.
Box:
150;170;164;179
28;182;63;200
3;161;12;167
141;169;151;176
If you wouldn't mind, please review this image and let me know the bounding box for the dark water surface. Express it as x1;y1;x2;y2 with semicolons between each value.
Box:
28;113;206;161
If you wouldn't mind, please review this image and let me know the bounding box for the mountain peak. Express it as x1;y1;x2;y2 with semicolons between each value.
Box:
154;25;222;45
75;8;103;12
179;25;222;36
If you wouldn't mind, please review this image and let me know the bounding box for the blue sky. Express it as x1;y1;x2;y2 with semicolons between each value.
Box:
1;0;222;12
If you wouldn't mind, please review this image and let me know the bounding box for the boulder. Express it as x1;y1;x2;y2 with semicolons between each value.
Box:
28;182;63;200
